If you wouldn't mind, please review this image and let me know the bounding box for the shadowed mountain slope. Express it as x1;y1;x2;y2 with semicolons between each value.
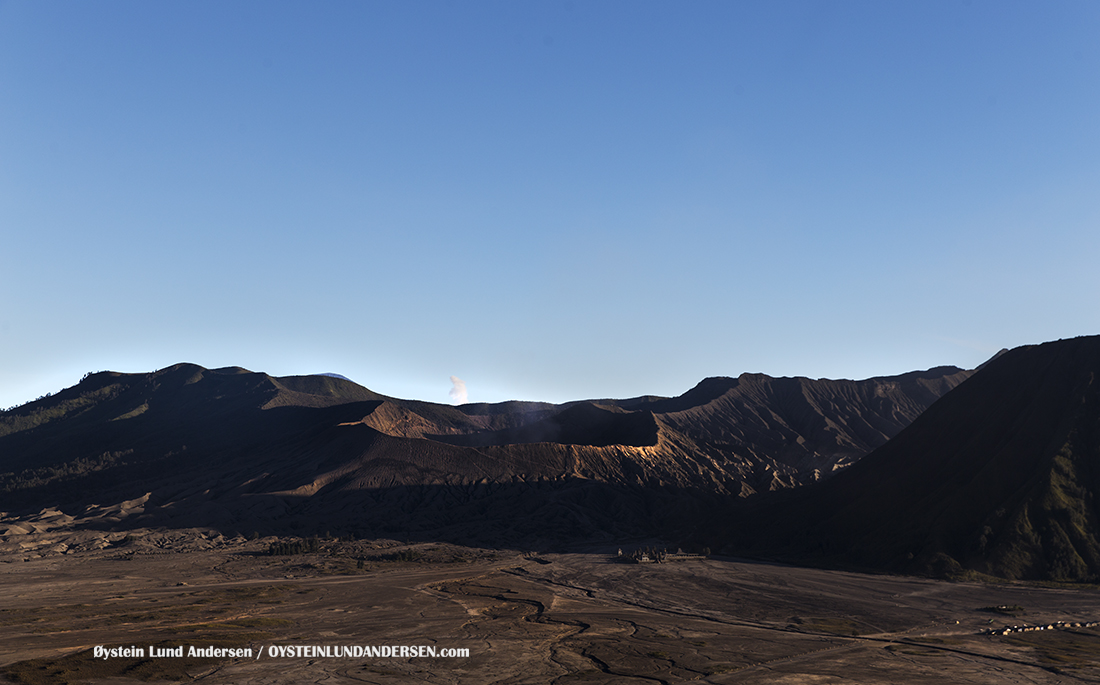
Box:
727;335;1100;582
648;367;971;487
435;403;660;448
0;361;969;543
359;368;972;493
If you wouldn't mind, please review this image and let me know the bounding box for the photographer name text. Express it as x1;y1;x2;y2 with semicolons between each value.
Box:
93;644;470;660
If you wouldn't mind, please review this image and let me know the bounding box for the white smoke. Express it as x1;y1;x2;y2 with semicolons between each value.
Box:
448;376;468;405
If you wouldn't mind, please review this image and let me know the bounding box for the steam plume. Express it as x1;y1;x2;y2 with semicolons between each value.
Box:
449;376;468;405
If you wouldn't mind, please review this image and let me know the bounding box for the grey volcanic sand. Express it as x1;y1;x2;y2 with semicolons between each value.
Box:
3;529;1100;683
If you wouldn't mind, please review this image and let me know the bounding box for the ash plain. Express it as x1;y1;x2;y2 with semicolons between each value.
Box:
3;527;1100;684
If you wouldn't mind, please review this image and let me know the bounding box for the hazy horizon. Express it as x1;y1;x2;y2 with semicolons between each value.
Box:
3;350;1000;410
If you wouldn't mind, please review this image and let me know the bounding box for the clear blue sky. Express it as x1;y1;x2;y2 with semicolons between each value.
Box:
2;1;1098;408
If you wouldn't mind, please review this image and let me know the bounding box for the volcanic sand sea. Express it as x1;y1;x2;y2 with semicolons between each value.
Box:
2;530;1100;684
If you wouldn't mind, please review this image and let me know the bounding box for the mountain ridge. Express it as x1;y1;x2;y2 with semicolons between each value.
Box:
723;335;1100;582
0;362;970;539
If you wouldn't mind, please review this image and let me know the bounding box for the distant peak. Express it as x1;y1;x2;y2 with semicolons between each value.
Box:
160;362;205;373
976;348;1010;371
695;376;740;388
319;373;353;382
735;372;774;382
209;366;252;375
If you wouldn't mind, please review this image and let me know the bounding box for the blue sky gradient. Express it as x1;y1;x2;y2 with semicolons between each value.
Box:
2;1;1098;407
